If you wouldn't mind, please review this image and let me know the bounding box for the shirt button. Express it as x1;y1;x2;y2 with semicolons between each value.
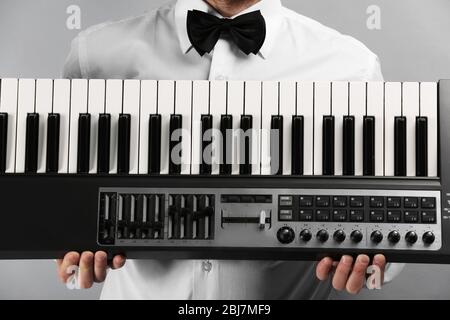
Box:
215;75;227;80
202;260;212;272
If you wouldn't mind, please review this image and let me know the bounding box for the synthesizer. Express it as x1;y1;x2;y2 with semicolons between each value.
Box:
0;78;449;263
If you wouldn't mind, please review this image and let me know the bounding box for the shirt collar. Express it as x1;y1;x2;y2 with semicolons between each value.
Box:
174;0;283;59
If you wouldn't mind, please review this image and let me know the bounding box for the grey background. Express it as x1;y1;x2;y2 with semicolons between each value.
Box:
0;0;449;299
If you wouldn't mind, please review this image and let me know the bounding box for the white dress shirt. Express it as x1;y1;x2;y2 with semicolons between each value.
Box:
63;0;404;299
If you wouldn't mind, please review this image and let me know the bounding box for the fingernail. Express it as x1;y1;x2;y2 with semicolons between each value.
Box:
341;255;351;264
358;255;370;264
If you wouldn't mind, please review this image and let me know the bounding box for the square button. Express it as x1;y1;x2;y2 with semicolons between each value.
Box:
279;209;293;220
299;196;313;207
332;209;347;222
421;211;436;223
315;209;330;221
404;211;419;223
404;197;418;208
350;210;364;222
369;210;384;222
387;210;402;222
421;197;436;209
279;195;293;206
316;196;330;207
333;196;347;207
299;209;313;221
387;197;401;208
350;196;364;207
370;197;384;208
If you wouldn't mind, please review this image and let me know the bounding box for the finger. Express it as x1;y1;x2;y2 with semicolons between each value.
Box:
346;254;370;294
78;251;95;289
332;255;354;291
316;257;334;281
94;251;108;283
111;255;126;270
58;251;80;283
372;254;386;284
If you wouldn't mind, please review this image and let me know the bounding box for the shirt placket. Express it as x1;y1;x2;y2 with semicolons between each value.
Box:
208;37;233;81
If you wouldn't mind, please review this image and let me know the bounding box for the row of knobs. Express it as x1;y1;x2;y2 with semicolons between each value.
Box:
277;227;435;245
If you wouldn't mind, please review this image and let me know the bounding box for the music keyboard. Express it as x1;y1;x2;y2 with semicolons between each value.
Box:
0;78;449;263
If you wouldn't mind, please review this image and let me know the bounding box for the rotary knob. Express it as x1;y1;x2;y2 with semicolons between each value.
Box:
333;229;346;243
277;226;295;244
316;229;329;243
350;230;363;243
405;231;418;244
388;230;401;244
299;229;312;242
370;230;383;244
422;231;435;245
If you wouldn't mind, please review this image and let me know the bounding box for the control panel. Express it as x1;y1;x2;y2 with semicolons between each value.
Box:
97;188;441;251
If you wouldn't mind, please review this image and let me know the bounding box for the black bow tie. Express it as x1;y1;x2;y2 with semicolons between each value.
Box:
186;9;266;56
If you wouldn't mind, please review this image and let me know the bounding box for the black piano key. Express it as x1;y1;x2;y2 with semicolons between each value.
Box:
148;114;161;174
97;113;111;174
0;113;8;173
77;113;91;174
25;113;39;173
240;114;253;175
271;115;283;175
291;115;304;175
118;114;131;174
322;115;335;175
394;116;407;176
46;113;60;173
416;116;428;177
200;114;212;175
220;115;232;175
343;115;355;175
169;114;182;174
363;116;375;176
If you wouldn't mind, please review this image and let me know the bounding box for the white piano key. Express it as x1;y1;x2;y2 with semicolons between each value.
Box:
16;79;36;173
402;82;420;177
244;80;262;175
35;79;53;173
87;79;106;174
174;80;193;174
349;81;366;176
105;79;123;174
123;80;140;174
52;79;71;173
313;81;331;175
366;82;384;176
138;80;157;174
0;79;18;173
227;81;244;175
191;80;208;174
68;79;88;173
209;81;227;175
261;81;281;175
279;81;296;175
384;82;402;176
331;81;348;176
158;80;175;174
261;81;278;175
420;82;438;177
297;81;314;175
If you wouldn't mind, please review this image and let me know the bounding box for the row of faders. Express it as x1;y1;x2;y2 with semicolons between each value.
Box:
98;193;165;244
168;194;215;240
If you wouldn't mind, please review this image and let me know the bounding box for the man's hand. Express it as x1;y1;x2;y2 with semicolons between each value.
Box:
56;251;126;288
316;254;386;294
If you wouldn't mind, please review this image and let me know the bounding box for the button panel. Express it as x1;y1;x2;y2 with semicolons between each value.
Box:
278;194;438;224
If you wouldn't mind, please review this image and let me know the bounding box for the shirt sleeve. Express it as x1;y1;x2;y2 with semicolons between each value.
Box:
62;35;84;78
365;54;384;81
